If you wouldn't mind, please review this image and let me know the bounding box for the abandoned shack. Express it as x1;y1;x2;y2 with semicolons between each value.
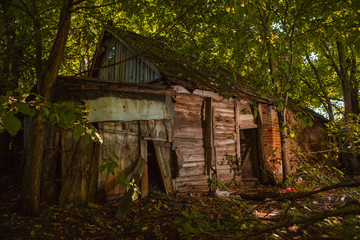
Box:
41;27;328;204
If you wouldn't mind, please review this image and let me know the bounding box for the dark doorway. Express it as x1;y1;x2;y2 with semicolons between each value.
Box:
240;128;260;185
147;141;166;193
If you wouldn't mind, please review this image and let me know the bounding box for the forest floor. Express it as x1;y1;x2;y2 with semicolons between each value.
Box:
0;174;358;240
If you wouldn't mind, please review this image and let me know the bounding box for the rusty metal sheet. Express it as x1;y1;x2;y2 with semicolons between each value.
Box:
85;96;174;122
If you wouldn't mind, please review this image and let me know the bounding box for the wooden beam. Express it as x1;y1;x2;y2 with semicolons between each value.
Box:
203;98;214;175
235;99;241;164
139;121;149;198
239;123;258;129
256;103;268;184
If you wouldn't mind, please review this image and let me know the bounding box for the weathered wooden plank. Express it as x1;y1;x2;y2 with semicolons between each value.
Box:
177;153;205;162
235;100;241;169
239;123;258;129
148;120;175;195
175;102;202;111
179;168;205;177
176;175;209;183
214;98;234;104
214;115;235;122
173;94;203;102
176;180;208;187
214;112;235;118
214;134;236;140
214;133;235;138
214;122;236;128
177;147;204;155
175;142;204;149
174;129;203;139
173;120;202;129
239;114;254;121
214;126;236;133
174;112;201;121
182;161;205;168
140;122;148;198
214;108;235;114
214;138;236;145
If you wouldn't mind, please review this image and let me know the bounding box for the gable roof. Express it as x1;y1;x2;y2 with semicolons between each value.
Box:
90;27;261;100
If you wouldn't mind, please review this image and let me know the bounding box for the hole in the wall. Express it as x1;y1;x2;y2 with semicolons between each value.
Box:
108;45;115;60
147;141;166;193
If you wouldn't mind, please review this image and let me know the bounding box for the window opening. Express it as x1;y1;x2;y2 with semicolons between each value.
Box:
108;45;115;60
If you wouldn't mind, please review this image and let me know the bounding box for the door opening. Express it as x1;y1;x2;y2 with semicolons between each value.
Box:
147;141;166;193
240;128;260;186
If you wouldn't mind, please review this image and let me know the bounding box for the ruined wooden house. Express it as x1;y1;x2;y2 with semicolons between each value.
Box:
45;27;327;204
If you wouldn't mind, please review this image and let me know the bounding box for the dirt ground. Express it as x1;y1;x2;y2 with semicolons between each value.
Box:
1;174;358;240
0;174;268;240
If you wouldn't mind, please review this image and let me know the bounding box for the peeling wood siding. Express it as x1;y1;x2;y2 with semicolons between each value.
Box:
99;35;161;83
172;94;261;191
173;94;208;193
212;99;236;184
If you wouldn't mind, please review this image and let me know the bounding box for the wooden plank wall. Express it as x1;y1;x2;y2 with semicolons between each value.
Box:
99;36;161;83
173;94;208;193
212;99;237;185
97;121;140;200
172;94;259;191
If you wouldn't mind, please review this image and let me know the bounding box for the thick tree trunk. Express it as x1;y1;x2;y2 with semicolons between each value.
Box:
21;0;73;215
21;115;46;215
336;41;359;176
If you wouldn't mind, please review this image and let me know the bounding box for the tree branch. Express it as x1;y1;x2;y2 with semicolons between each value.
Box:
273;181;360;202
238;206;360;239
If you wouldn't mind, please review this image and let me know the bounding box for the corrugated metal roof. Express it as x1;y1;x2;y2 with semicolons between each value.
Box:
90;27;261;100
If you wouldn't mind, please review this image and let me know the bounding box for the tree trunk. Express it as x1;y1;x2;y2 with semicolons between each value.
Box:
279;108;291;183
337;41;353;118
305;53;335;122
21;115;46;215
21;0;73;215
336;41;359;176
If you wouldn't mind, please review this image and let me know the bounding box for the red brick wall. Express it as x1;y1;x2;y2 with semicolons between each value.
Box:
259;103;328;183
260;104;282;182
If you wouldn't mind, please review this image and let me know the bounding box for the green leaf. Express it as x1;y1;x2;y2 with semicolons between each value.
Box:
3;113;21;136
13;101;31;115
29;108;36;117
98;165;106;172
43;107;50;117
301;120;307;128
73;124;84;142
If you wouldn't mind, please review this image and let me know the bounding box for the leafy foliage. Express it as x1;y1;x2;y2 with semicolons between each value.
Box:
0;90;100;143
327;114;360;154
